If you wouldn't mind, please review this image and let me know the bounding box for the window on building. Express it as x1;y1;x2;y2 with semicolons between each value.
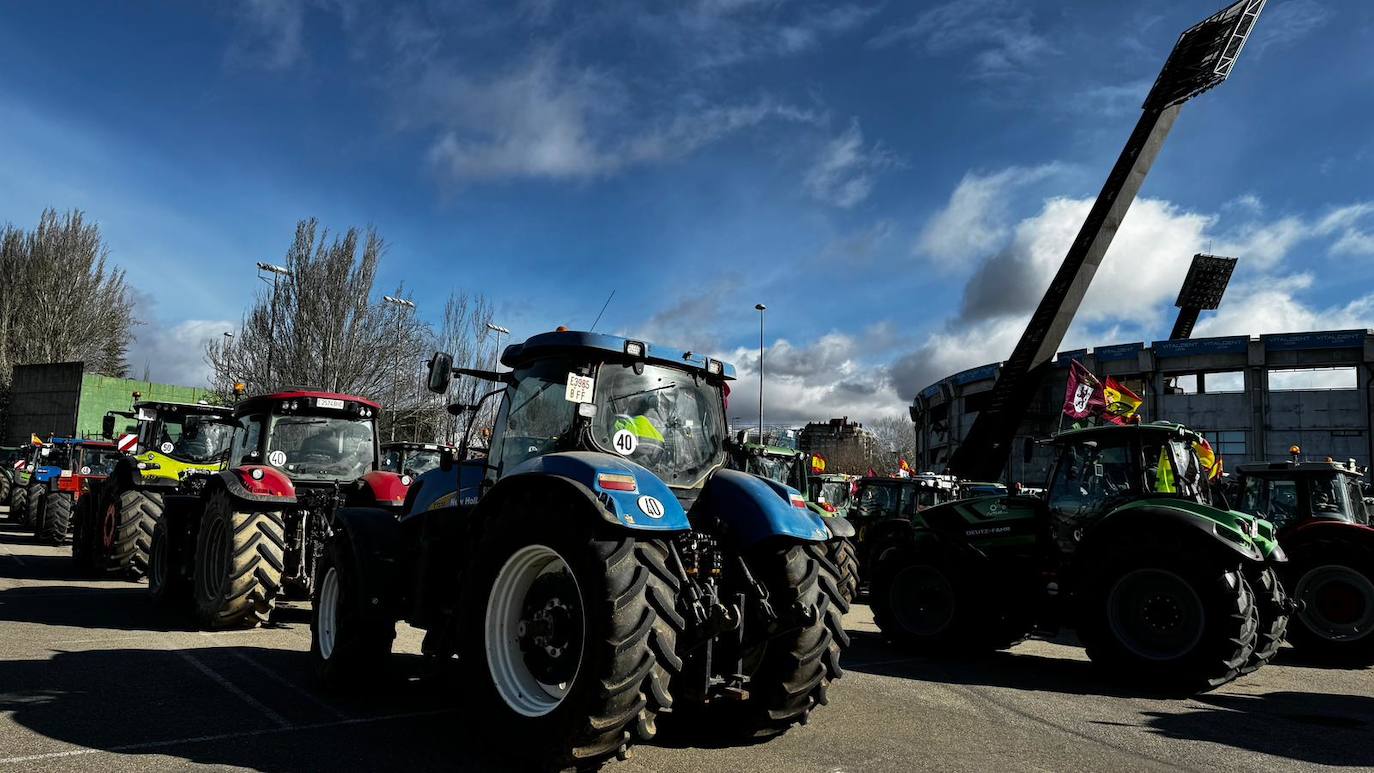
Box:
1168;374;1198;394
1269;367;1358;391
1202;430;1247;458
1204;371;1244;393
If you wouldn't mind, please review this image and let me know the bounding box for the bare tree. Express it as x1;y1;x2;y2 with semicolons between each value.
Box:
205;218;430;439
0;209;137;389
430;291;497;445
868;415;918;471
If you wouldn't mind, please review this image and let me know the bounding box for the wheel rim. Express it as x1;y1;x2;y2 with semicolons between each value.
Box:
1296;564;1374;642
1106;568;1206;661
318;567;340;659
485;544;584;717
889;564;956;637
198;514;229;602
102;500;118;550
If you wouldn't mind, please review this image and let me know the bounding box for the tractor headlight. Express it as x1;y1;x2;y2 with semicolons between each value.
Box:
251;468;265;480
706;359;723;376
624;341;645;358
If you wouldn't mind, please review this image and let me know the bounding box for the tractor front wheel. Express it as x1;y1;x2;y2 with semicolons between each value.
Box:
824;536;859;606
35;491;73;545
8;482;28;524
103;487;162;578
1240;566;1289;675
149;519;190;607
25;484;44;529
872;547;1029;654
1284;540;1374;662
192;491;286;629
72;494;99;572
460;495;681;769
0;471;10;511
310;536;395;689
1078;542;1256;692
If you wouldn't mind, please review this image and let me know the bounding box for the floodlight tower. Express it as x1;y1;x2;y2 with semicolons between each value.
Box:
1170;253;1238;339
946;0;1267;482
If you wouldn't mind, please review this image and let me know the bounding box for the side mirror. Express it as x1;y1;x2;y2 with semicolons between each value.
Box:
427;351;454;394
1022;437;1035;465
439;448;455;472
102;414;116;439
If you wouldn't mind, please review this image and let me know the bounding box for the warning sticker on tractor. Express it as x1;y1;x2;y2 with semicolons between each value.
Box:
611;429;638;456
159;442;174;454
565;373;594;403
637;495;665;518
80;466;91;475
268;450;287;467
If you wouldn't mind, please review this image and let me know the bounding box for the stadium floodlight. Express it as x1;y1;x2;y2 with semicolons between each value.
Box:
945;0;1267;482
255;261;290;276
1170;253;1238;340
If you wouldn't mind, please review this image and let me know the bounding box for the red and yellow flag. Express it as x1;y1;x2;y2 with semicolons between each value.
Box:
1103;376;1143;425
1193;438;1222;480
30;433;43;446
810;453;827;474
898;458;913;477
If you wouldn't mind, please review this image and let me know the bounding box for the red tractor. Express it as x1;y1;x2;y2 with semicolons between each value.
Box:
30;439;121;546
149;390;408;629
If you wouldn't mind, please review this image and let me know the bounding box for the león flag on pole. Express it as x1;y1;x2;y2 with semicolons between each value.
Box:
1103;376;1143;425
1062;361;1104;421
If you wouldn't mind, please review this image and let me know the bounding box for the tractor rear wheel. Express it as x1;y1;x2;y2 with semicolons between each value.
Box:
310;536;395;689
720;541;849;737
460;493;681;769
36;491;73;545
0;471;10;510
824;537;859;606
25;484;44;528
192;490;286;629
872;546;1029;653
149;519;190;607
104;487;162;577
1284;539;1374;662
1078;540;1256;692
1240;566;1289;675
9;482;27;524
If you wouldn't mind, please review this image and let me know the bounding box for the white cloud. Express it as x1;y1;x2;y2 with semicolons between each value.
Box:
1194;274;1374;338
727;329;908;424
1250;0;1333;56
915;164;1060;265
226;0;307;71
803;119;898;208
127;319;236;388
870;0;1055;79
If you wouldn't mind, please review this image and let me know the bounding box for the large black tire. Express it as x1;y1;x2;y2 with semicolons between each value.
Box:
1283;539;1374;663
72;494;98;572
310;536;396;689
872;545;1029;653
192;490;286;629
825;537;859;606
8;480;27;523
1077;540;1257;693
1239;566;1289;675
104;488;162;577
717;541;849;737
148;519;191;607
0;471;10;510
25;484;44;528
36;491;73;545
460;493;682;770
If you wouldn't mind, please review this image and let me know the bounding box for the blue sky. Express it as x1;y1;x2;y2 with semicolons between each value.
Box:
2;0;1372;422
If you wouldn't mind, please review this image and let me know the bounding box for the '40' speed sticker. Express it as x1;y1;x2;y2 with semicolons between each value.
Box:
637;495;665;518
611;429;638;455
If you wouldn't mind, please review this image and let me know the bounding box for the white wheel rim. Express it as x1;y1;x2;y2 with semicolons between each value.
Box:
486;544;583;717
1297;564;1374;642
318;567;340;659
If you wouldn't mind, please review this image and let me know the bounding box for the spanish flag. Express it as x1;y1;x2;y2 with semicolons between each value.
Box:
1103;377;1143;425
1193;438;1222;480
898;458;913;476
810;454;827;474
30;433;43;446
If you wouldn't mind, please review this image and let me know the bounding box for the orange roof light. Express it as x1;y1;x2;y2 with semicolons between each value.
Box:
1289;444;1301;456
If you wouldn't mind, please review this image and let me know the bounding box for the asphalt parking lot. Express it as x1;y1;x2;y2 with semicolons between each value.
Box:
2;512;1373;772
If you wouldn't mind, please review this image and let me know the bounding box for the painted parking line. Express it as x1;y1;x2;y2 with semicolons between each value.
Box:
227;650;349;721
173;649;290;729
0;708;454;764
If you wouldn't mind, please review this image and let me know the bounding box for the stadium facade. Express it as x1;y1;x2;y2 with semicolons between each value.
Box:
910;329;1374;486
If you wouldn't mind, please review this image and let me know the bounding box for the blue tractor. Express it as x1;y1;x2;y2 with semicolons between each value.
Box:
310;330;855;768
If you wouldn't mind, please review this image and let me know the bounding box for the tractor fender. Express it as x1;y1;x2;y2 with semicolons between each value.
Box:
330;506;405;622
358;470;410;508
1283;519;1374;552
213;467;297;506
478;451;691;532
1082;504;1265;565
698;469;831;548
825;515;856;539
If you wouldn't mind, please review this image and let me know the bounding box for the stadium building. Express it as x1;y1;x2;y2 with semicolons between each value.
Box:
910;329;1374;486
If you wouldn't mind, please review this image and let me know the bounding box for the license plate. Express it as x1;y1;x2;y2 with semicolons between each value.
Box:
316;398;345;410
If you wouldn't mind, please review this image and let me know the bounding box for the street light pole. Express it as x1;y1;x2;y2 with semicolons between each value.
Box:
256;262;290;390
486;323;510;371
755;304;766;442
383;295;416;441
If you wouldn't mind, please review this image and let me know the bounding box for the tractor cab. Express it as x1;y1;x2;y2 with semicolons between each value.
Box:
429;331;734;507
1235;458;1369;530
381;441;451;478
228;391;381;483
728;440;809;491
809;473;856;518
853;474;958;524
105;401;235;468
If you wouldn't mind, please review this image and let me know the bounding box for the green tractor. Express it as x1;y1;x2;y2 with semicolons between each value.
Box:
727;437;859;602
0;445;23;510
809;473;856;519
75;401;235;577
873;421;1290;692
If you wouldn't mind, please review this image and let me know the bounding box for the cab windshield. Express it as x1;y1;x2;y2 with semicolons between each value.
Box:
592;362;726;487
746;453;805;489
79;448;121;475
391;449;443;476
39;446;73;469
817;479;851;509
142;413;234;464
268;415;376;482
